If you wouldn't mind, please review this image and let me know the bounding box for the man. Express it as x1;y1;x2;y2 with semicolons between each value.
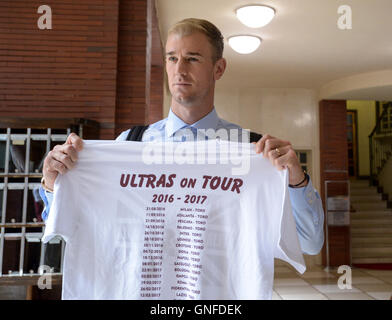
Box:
40;18;324;255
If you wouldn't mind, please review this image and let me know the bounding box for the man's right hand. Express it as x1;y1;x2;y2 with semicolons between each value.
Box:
42;133;84;191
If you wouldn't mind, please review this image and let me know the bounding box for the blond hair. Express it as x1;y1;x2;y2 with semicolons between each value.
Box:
168;18;224;63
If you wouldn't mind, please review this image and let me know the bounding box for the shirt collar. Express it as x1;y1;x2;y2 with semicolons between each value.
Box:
165;107;220;138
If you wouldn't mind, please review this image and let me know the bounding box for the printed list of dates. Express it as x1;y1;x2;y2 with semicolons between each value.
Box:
140;194;208;299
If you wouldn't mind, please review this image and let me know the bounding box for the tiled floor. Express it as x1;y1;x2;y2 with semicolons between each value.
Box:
273;263;392;300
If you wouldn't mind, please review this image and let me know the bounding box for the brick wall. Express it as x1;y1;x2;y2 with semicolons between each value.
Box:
0;0;163;139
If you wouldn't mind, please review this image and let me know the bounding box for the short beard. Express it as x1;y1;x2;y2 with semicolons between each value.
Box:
173;94;198;107
172;86;212;108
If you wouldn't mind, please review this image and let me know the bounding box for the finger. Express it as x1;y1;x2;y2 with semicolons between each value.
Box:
255;134;274;154
47;157;68;175
66;133;83;152
63;144;78;162
54;151;76;170
266;145;291;169
266;144;292;162
53;143;78;162
274;149;298;171
264;138;292;158
49;150;76;171
263;138;285;158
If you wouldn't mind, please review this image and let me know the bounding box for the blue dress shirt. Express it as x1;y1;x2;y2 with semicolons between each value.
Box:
40;107;324;255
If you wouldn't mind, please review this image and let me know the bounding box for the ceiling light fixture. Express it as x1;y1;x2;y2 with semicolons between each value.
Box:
228;35;262;54
236;5;275;28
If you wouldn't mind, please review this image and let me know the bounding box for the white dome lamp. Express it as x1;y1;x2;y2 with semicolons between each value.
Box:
236;5;276;28
228;35;262;54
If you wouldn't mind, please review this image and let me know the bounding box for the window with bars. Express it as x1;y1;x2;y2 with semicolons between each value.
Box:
0;127;70;278
0;119;99;288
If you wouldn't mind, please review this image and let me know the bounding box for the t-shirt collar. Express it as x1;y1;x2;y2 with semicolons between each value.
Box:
165;107;220;138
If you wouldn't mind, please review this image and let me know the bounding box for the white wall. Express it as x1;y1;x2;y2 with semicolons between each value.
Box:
214;86;321;191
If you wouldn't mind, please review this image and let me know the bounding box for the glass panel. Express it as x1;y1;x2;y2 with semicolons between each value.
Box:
347;114;352;125
347;131;353;141
0;190;3;220
9;143;27;173
0;141;6;173
5;189;23;232
30;140;47;174
27;187;44;224
23;235;41;274
2;239;20;275
44;239;63;273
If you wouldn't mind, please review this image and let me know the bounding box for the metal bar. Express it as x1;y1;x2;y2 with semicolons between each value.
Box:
60;240;65;273
18;128;31;275
0;128;11;276
0;134;68;142
0;183;41;190
79;124;83;139
0;173;42;178
39;128;51;269
0;223;45;228
3;232;43;240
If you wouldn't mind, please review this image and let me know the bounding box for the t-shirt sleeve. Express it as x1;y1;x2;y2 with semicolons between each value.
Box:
42;172;79;244
273;171;306;274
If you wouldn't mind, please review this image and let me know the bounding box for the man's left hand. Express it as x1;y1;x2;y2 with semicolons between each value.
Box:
253;134;308;187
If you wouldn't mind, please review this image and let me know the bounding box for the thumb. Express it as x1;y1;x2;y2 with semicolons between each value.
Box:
66;133;83;152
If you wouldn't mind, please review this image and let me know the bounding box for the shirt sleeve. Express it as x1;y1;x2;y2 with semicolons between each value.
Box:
39;186;53;221
273;171;307;274
41;173;80;244
288;178;325;255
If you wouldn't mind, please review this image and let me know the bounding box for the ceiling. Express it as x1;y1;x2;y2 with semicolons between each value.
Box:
155;0;392;100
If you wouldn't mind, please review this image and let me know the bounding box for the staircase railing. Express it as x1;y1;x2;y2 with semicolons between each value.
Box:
369;102;392;186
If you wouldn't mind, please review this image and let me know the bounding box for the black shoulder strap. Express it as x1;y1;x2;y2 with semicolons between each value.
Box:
126;125;261;143
250;131;262;143
126;125;150;141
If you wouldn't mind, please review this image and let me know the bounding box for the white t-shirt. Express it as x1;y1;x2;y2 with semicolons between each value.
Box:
43;140;306;300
